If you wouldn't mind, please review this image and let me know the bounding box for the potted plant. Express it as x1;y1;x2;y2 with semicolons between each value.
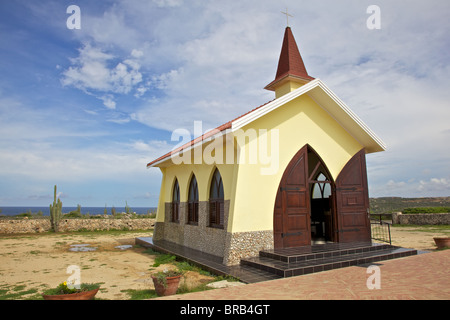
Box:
151;269;184;297
42;282;100;300
433;237;450;250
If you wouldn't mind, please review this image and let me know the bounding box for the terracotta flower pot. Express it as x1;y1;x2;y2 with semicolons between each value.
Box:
152;275;182;296
42;288;99;300
433;237;450;250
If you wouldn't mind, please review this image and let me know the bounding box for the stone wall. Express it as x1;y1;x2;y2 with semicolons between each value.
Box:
0;218;155;234
155;200;275;265
391;212;450;225
223;230;274;265
159;200;229;259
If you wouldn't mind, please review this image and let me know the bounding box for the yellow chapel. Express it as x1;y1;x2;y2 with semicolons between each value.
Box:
146;26;386;266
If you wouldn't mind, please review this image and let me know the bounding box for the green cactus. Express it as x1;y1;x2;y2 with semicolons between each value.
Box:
49;185;63;232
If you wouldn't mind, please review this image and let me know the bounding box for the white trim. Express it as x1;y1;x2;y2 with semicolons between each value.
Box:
232;79;320;131
305;92;368;149
148;79;386;167
316;81;387;151
147;128;233;168
231;79;386;152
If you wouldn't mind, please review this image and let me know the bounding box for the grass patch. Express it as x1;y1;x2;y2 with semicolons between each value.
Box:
1;230;240;300
140;246;241;298
121;289;158;300
142;248;177;267
153;254;176;267
0;284;39;300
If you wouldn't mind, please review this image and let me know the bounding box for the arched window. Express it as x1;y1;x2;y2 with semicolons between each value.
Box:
209;169;224;228
171;178;180;223
188;175;199;225
312;173;332;199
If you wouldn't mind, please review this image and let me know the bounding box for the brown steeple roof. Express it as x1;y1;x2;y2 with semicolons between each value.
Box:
265;27;314;91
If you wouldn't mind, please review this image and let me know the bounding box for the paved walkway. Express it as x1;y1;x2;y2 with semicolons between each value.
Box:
156;249;450;300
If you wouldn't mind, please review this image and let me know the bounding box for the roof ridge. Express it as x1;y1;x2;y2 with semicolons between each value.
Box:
146;100;274;167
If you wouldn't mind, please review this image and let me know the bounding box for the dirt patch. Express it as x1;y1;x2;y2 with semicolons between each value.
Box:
388;225;449;251
0;231;214;300
0;226;447;300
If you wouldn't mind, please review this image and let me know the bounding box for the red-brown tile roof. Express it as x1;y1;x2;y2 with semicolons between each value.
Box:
146;100;274;167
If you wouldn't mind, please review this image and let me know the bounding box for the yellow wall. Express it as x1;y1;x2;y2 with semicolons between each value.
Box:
155;93;363;233
154;138;239;226
229;94;363;233
274;80;307;98
155;168;166;223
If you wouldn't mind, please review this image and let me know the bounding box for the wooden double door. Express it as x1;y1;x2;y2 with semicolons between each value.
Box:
274;146;371;249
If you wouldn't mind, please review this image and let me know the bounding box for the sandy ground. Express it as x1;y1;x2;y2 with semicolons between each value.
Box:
388;225;449;251
0;226;448;300
0;231;214;300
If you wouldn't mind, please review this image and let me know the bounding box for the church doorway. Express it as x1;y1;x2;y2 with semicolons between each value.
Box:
308;147;336;244
273;145;337;249
274;146;372;249
310;172;334;243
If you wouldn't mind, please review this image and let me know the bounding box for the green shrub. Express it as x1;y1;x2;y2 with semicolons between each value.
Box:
153;254;176;267
16;211;32;218
403;207;450;214
64;211;82;218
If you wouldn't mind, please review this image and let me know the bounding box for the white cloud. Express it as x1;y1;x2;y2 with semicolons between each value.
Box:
61;43;113;91
72;1;448;200
0;94;154;185
100;95;116;110
153;0;184;7
131;49;144;58
371;176;450;198
4;0;449;204
110;61;143;94
0;137;165;184
418;178;450;193
61;43;147;107
106;117;130;124
129;139;172;155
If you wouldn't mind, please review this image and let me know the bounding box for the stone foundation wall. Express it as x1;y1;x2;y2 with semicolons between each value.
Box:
223;230;274;265
391;212;450;225
159;200;229;259
0;218;155;234
156;200;275;265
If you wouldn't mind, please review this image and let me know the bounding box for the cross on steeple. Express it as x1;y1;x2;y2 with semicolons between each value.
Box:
281;8;293;27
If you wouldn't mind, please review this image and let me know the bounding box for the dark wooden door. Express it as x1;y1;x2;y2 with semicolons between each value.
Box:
274;146;311;248
335;149;371;243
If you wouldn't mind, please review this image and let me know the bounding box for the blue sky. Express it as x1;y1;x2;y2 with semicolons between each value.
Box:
0;0;449;207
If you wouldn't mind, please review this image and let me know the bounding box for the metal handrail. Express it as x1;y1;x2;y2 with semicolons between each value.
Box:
370;215;392;245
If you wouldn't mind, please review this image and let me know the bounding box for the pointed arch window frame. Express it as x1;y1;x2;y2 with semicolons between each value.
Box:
311;172;332;199
188;174;199;225
171;178;180;223
209;168;224;229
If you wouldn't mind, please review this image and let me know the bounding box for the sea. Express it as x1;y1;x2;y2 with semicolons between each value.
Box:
0;206;157;216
